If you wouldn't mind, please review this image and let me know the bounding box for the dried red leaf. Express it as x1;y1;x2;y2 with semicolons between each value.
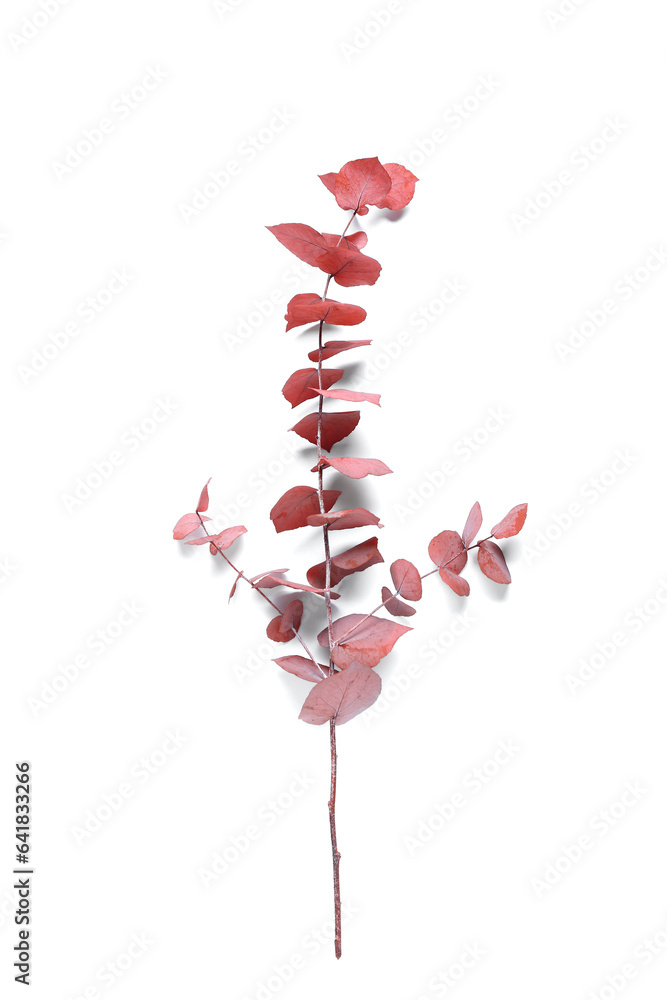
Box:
307;537;383;589
187;525;247;551
491;503;528;539
282;368;343;408
197;478;211;513
290;411;360;451
428;530;467;574
306;508;382;530
308;340;372;362
314;388;380;406
299;661;382;725
267;599;304;642
318;172;337;195
318;614;411;668
382;586;417;617
249;568;289;583
285;294;367;332
315;247;381;287
270;486;340;533
346;231;368;250
267;615;290;642
439;567;470;597
254;575;340;599
315;456;392;480
322;231;368;252
266;223;327;266
281;599;303;632
274;655;327;682
477;540;511;584
462;502;482;548
390;559;422;601
228;570;244;602
173;513;210;539
333;157;392;212
375;163;419;211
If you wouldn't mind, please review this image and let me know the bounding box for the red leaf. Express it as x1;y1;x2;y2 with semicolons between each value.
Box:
266;223;327;266
187;525;247;550
319;172;337;195
197;478;211;513
478;540;511;584
382;586;417;617
321;231;368;252
462;501;482;548
333;157;392;212
345;231;368;251
249;568;289;582
274;655;327;682
318;614;411;668
173;513;210;539
439;567;470;597
270;486;340;533
491;503;528;539
267;615;291;642
315;247;381;287
428;530;467;574
390;559;422;601
307;536;383;589
254;575;341;599
285;294;367;332
290;411;360;451
209;526;247;552
306;508;382;530
266;599;304;642
228;570;244;602
299;661;382;725
315;456;392;479
282;368;343;408
308;340;371;362
321;232;368;253
281;599;303;631
314;388;380;406
376;163;419;210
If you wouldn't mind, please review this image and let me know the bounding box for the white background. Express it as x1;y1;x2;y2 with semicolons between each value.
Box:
2;1;666;998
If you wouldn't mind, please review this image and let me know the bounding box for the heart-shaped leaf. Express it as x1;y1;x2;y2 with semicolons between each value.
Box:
428;530;467;574
318;614;411;668
298;662;382;725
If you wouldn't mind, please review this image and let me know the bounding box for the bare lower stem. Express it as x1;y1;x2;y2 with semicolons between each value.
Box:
328;718;342;959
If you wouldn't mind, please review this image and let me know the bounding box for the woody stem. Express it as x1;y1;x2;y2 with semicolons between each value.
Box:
315;209;356;959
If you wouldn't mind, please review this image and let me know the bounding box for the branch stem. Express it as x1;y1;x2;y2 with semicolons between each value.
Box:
330;539;492;648
196;515;321;670
315;208;356;958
